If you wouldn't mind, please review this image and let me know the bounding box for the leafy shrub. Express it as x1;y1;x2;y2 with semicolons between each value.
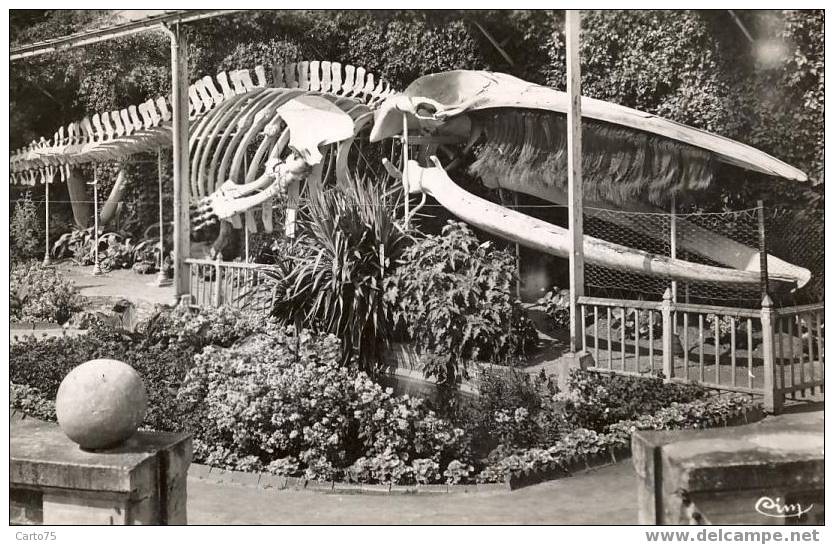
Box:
10;323;136;397
477;393;759;483
9;320;194;433
538;288;571;329
11;262;85;323
606;395;760;443
178;327;472;483
10;383;56;421
560;369;708;432
386;221;538;385
11;191;43;261
469;367;564;457
141;305;269;351
267;175;409;373
52;227;139;271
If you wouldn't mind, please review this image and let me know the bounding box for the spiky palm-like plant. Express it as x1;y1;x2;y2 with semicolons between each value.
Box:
264;173;411;373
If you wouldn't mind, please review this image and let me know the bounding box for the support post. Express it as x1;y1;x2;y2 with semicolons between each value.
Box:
757;200;769;297
566;9;585;353
168;24;191;300
156;147;168;286
670;194;677;333
402;113;410;228
42;179;51;266
661;288;674;382
514;191;521;299
213;259;222;308
91;173;102;276
760;294;781;414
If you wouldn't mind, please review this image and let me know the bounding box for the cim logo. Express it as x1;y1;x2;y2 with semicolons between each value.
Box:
754;496;814;519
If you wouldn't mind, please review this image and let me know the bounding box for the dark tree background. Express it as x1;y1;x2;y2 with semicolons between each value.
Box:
11;9;823;232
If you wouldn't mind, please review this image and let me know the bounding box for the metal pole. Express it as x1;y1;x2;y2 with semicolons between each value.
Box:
514;192;521;299
758;199;769;297
670;193;677;334
166;23;191;301
42;179;51;266
566;9;585;354
244;153;250;262
92;172;102;276
402;113;410;228
156;147;169;286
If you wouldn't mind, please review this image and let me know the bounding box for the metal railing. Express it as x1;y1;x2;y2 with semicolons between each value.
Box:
185;258;276;313
578;289;824;413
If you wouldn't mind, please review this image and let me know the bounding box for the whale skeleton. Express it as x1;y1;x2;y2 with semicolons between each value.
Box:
10;64;809;290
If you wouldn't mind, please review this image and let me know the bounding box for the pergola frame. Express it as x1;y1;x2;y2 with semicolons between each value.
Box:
10;9;241;301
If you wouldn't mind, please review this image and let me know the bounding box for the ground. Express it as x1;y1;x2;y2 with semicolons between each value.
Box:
187;461;637;525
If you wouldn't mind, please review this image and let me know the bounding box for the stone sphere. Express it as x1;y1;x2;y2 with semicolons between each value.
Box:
56;359;147;450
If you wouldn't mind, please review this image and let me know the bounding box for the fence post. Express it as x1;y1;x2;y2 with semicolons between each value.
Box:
661;288;674;382
213;259;222;308
760;294;782;414
757;200;769;298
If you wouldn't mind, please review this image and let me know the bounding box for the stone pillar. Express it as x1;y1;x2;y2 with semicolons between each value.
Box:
632;414;823;525
11;419;191;525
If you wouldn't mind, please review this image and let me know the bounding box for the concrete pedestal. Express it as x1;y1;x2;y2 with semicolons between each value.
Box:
632;413;823;525
11;419;191;525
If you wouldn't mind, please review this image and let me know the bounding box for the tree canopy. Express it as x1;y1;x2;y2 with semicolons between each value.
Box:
11;9;823;213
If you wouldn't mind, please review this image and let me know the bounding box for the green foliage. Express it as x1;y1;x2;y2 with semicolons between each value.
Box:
11;262;85;324
10;383;56;422
10;305;738;487
11;191;43;261
178;328;472;484
545;9;823;209
9;306;274;434
477;393;759;483
51;227;127;269
560;369;708;432
141;305;268;351
468;367;563;458
537;288;571;329
386;221;538;385
267;175;410;372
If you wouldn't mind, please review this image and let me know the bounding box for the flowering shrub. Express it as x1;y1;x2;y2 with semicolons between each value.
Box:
606;395;759;445
386;221;538;385
468;367;565;458
442;460;475;485
11;262;85;323
411;458;441;485
560;369;707;432
178;327;473;483
477;394;759;483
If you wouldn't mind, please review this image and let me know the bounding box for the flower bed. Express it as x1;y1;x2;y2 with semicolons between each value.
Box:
9;307;760;489
476;394;762;487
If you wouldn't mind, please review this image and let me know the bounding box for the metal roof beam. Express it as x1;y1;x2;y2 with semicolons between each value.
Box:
10;9;240;60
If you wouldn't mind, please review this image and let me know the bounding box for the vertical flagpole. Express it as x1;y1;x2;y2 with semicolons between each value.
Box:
566;10;585;354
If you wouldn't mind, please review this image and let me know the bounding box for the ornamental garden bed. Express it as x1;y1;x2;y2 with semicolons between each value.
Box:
10;305;764;492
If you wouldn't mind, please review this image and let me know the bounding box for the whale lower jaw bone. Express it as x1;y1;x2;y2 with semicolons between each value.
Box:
400;157;803;290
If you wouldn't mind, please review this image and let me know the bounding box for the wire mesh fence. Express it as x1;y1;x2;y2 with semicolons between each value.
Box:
580;204;823;308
